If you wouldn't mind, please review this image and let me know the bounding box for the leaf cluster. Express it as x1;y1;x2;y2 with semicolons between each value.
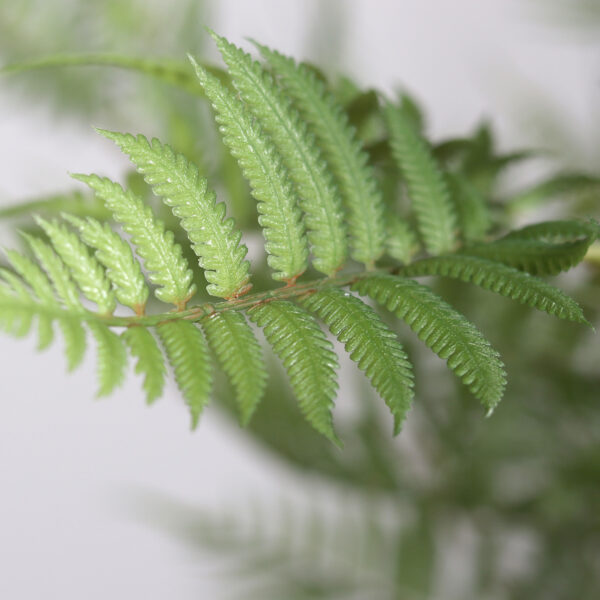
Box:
1;33;597;442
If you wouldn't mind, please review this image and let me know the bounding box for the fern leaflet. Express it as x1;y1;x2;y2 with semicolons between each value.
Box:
157;320;212;428
0;268;34;337
122;326;166;404
23;234;87;369
36;217;115;314
461;238;592;275
189;56;308;283
88;322;127;397
95;132;251;299
446;172;491;242
385;215;419;264
5;250;56;349
301;287;414;434
400;255;588;324
503;219;599;243
213;33;347;276
74;174;196;308
64;214;149;313
354;274;506;413
248;300;340;444
256;42;385;267
384;102;457;254
202;311;267;425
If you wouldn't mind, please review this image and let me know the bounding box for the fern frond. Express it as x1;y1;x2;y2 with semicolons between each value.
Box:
63;214;149;313
256;43;385;267
157;320;212;428
88;322;127;397
202;311;267;425
248;301;339;443
461;238;593;275
385;215;419;264
189;56;308;284
73;174;196;308
401;255;588;324
122;326;166;404
446;172;491;242
384;103;456;254
5;249;56;348
94;133;251;299
213;33;347;276
354;274;506;413
36;217;115;314
301;287;414;434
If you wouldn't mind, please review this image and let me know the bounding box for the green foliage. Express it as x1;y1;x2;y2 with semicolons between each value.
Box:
401;254;589;324
353;274;506;413
202;311;267;425
213;34;347;276
64;214;149;311
88;321;128;397
157;320;211;428
0;32;593;442
462;237;594;275
384;102;457;254
74;174;196;308
301;287;414;434
96;131;252;299
385;215;419;265
446;172;491;242
255;42;386;267
36;216;116;314
189;55;308;283
122;326;166;404
248;301;340;444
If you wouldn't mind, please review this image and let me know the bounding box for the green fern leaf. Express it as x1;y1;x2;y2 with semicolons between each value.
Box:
446;172;491;242
157;320;212;428
5;250;56;348
354;274;506;413
256;42;385;267
189;56;308;284
23;234;86;369
0;268;34;337
384;103;456;254
35;217;115;314
503;219;599;243
385;215;419;264
248;300;340;443
461;238;592;275
213;33;347;276
401;255;588;324
93;133;251;299
202;310;267;425
301;287;414;434
64;214;149;313
122;326;166;404
88;322;127;397
73;174;196;308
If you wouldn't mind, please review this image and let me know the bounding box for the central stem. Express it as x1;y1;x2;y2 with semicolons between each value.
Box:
95;267;382;328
